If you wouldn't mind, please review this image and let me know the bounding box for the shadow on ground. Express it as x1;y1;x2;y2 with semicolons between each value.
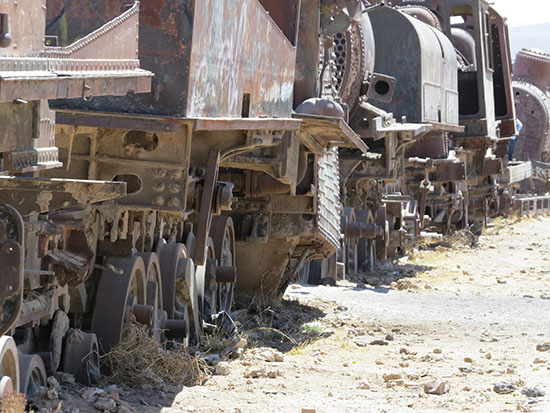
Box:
233;298;331;353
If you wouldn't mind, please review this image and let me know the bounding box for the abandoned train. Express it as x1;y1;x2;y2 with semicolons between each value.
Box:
0;0;534;398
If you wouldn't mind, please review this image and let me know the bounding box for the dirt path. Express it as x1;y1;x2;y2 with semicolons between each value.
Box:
32;216;550;412
144;215;548;413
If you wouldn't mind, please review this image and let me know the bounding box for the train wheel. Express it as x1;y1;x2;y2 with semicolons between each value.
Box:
18;354;47;396
375;206;389;261
91;256;147;354
196;238;216;318
62;329;100;385
356;209;376;273
138;252;166;342
0;336;19;397
343;208;358;275
156;240;201;345
210;216;237;313
175;256;201;344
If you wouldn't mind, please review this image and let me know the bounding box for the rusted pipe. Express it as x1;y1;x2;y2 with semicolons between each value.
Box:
164;319;188;338
216;266;237;283
345;222;383;239
132;304;154;325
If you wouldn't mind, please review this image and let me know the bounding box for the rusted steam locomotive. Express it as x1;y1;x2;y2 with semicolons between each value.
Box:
510;48;550;196
302;0;518;280
0;0;537;399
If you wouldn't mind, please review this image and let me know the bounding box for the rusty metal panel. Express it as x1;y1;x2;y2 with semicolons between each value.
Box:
187;0;296;118
0;176;126;215
48;0;296;119
294;114;369;154
370;7;459;126
0;0;45;56
43;2;140;60
257;0;301;46
0;2;151;103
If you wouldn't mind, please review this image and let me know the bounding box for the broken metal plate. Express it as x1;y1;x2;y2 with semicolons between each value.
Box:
294;113;369;155
0;177;126;215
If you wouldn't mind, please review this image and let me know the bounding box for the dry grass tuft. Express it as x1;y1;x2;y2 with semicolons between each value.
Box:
102;323;210;388
1;393;27;413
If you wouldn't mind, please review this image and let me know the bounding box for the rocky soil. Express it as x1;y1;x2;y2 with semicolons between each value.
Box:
29;215;550;412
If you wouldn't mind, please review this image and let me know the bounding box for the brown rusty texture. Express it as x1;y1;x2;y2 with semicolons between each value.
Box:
47;0;297;119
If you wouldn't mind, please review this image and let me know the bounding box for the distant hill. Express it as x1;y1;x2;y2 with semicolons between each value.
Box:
509;23;550;60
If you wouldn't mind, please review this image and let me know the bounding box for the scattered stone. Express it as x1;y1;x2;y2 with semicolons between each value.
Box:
215;361;231;376
301;409;316;413
221;337;247;359
485;353;492;360
46;388;59;400
423;381;449;395
81;388;99;402
536;343;550;352
375;359;384;365
533;358;546;364
46;376;61;392
104;385;119;395
54;371;75;385
522;387;545;398
433;348;442;354
383;373;402;382
94;397;117;412
399;362;409;368
463;386;472;391
393;279;419;291
202;354;220;366
370;340;389;346
244;367;282;379
247;348;284;362
358;381;370;390
464;357;473;363
493;382;516;394
319;277;336;286
496;278;507;284
186;406;196;412
354;337;371;347
386;379;405;388
365;276;380;287
385;334;394;341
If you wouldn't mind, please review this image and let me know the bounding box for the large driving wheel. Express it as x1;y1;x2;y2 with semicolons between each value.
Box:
342;208;358;275
209;216;237;314
356;209;376;272
137;252;166;341
91;256;147;354
375;206;390;261
62;329;100;385
0;336;19;397
19;354;47;396
156;240;201;345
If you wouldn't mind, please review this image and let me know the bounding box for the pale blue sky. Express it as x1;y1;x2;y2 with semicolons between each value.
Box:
493;0;550;27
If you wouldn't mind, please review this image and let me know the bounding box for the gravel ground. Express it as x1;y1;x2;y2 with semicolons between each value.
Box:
30;215;550;413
